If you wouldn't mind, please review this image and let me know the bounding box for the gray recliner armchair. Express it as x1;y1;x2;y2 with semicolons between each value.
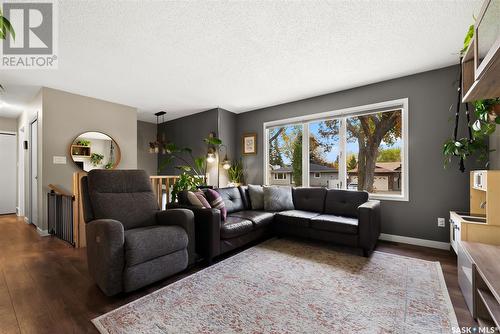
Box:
81;169;195;296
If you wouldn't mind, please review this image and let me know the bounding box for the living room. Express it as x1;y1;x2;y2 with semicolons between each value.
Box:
0;0;499;333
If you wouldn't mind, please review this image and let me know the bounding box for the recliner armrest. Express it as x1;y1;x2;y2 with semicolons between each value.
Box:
86;219;125;296
156;209;196;264
357;200;381;254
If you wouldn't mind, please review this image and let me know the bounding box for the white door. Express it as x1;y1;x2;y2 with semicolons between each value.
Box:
0;132;17;214
30;119;38;226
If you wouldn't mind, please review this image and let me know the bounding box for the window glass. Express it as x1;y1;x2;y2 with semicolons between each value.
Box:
309;119;340;188
268;124;303;186
346;110;402;195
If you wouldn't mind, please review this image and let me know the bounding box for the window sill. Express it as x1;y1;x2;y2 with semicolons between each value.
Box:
369;194;409;202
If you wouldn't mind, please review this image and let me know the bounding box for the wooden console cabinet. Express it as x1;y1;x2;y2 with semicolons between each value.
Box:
460;241;500;328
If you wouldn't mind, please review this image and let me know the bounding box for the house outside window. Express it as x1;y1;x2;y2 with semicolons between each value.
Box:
264;99;408;201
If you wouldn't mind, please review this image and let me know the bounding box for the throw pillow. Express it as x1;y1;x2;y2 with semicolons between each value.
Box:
187;191;205;208
248;184;264;210
206;188;227;221
263;186;294;211
195;191;211;209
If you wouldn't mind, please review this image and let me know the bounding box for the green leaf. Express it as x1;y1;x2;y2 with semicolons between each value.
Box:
194;157;205;172
175;165;192;172
204;137;222;146
495;116;500;124
472;120;482;131
0;16;15;40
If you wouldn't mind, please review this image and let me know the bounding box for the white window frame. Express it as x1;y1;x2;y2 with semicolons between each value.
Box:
263;98;409;202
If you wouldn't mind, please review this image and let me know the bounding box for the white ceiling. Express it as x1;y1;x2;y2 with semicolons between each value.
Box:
0;0;481;122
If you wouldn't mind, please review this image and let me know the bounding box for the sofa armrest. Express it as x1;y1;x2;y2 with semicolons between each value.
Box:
86;219;125;296
169;204;222;263
156;209;196;265
357;200;381;254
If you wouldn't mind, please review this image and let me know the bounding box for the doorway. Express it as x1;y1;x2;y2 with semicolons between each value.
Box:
30;118;38;226
0;132;17;214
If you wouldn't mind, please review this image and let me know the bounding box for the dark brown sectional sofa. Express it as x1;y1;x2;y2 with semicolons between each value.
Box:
176;186;381;263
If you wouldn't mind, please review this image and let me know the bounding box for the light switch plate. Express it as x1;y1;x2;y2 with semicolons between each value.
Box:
438;217;446;227
53;156;67;164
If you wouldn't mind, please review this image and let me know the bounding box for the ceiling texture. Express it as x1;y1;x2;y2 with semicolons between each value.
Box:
0;0;481;122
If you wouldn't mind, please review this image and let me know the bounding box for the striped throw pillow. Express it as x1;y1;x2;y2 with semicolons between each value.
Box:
206;189;227;221
195;191;211;209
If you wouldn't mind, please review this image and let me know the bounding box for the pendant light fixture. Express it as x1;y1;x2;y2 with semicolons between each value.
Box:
149;111;167;154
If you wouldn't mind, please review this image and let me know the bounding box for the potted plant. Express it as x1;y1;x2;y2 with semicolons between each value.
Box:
76;139;91;146
227;159;244;187
0;10;15;91
474;98;500;124
90;153;104;166
159;135;223;202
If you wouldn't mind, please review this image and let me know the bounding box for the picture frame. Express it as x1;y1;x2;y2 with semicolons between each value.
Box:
242;133;257;155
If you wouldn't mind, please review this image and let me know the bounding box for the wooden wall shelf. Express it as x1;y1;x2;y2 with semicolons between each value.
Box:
70;144;91;157
462;0;500;102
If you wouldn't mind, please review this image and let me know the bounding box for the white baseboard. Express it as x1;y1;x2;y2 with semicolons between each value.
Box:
24;217;29;224
36;227;50;237
379;233;450;250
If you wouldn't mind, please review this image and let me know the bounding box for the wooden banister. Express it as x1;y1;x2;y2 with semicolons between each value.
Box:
150;175;180;209
48;184;74;198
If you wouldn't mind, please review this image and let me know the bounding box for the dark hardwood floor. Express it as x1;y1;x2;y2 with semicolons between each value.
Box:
0;214;475;333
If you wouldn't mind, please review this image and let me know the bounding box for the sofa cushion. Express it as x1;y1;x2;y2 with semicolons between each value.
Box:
310;214;359;234
248;185;264;210
220;216;254;239
206;189;227;220
324;189;368;218
238;186;252;210
274;210;320;227
216;187;245;214
229;210;274;228
125;225;188;267
293;187;327;212
263;186;295;212
88;170;158;230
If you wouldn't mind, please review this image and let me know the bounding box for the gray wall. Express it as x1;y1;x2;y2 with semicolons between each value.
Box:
158;108;219;185
235;66;469;243
137;120;158;176
41;87;137;231
0;116;17;132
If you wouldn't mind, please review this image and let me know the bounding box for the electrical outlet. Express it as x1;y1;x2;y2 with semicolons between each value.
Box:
438;217;446;227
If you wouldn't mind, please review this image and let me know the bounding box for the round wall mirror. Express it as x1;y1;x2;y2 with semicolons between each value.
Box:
70;131;121;172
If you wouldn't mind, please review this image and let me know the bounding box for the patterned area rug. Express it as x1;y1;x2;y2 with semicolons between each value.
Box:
93;238;458;334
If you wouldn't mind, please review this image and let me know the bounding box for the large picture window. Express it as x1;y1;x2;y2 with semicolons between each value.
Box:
264;99;408;201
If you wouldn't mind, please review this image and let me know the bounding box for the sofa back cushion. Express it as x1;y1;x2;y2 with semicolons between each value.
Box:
87;169;158;230
263;186;294;212
324;189;368;218
238;186;252;210
247;184;264;210
293;188;326;213
216;187;245;214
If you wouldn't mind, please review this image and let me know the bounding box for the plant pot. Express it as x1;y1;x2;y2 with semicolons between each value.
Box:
488;104;500;122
